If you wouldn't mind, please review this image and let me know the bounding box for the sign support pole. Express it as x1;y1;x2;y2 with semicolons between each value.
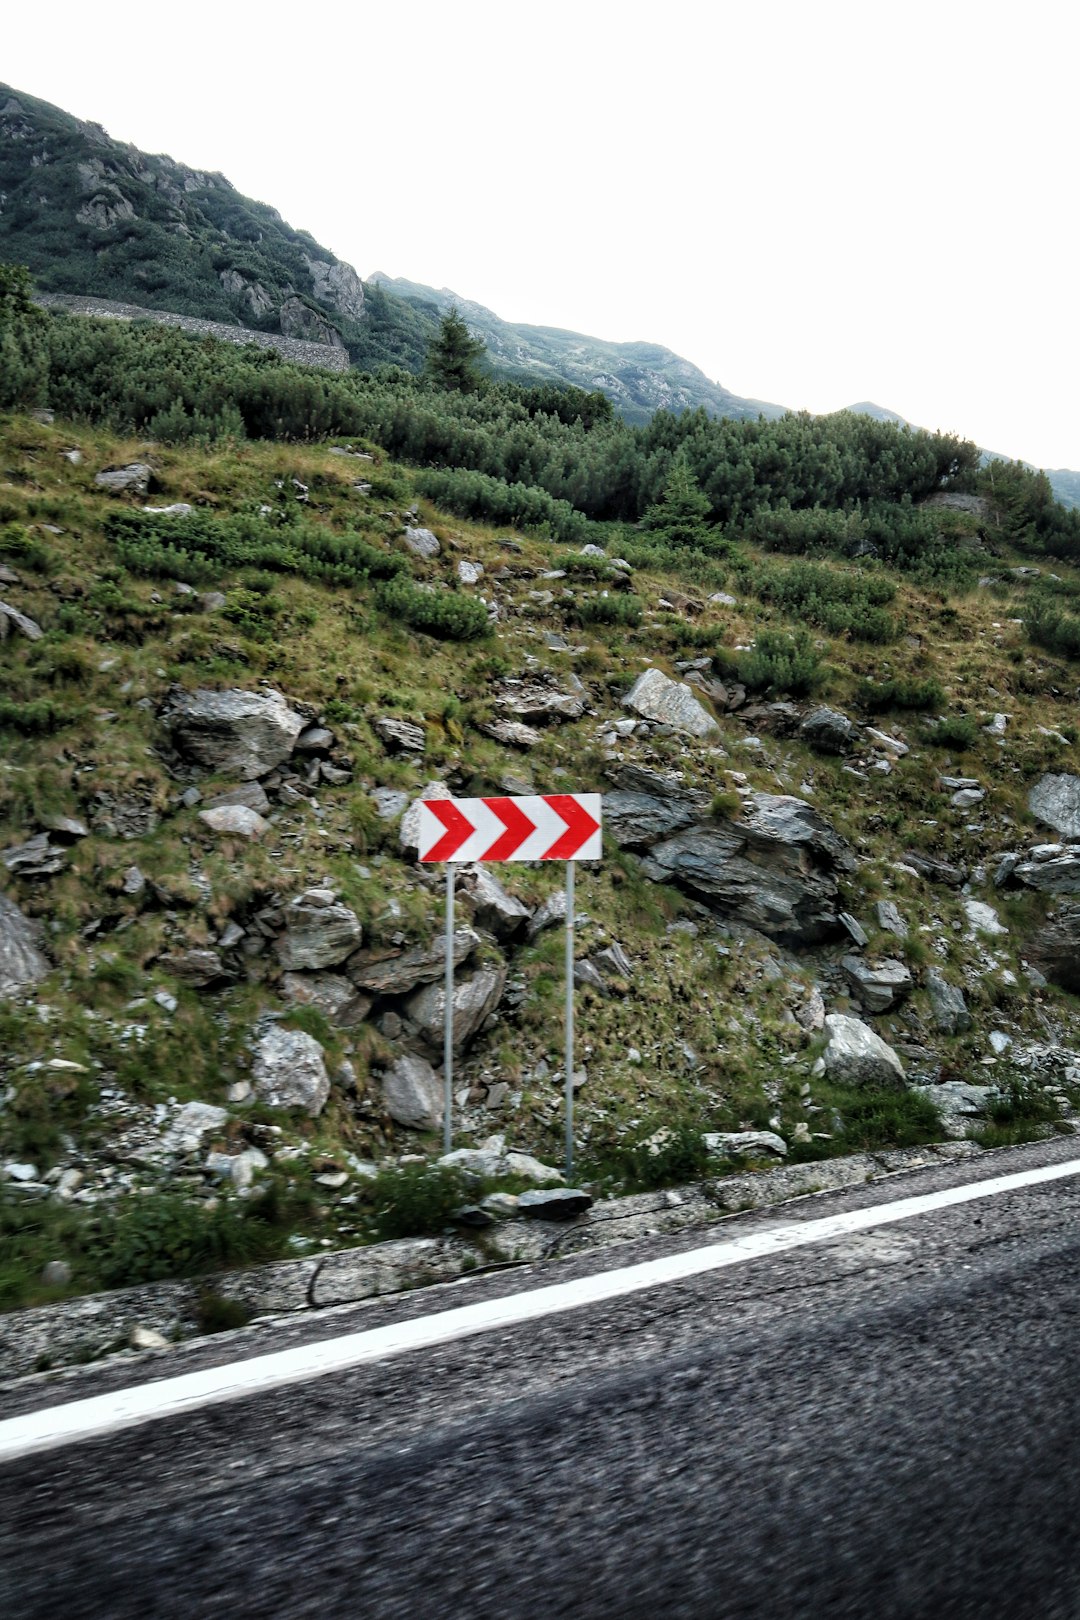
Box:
443;866;455;1156
565;861;575;1181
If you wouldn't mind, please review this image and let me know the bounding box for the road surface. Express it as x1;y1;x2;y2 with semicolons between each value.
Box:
4;1136;1080;1619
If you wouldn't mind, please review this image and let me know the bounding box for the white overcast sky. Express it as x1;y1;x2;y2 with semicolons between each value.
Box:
5;0;1077;468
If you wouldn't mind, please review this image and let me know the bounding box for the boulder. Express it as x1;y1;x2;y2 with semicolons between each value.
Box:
348;929;479;996
496;679;585;726
439;1138;563;1185
94;463;152;495
281;972;372;1027
527;888;567;939
1026;906;1080;994
1029;774;1080;840
622;668;719;737
162;687;305;779
404;966;507;1054
962;899;1008;935
1;833;66;878
799;706;856;754
841;956;913;1012
458;867;531;941
1013;853;1080;895
400;782;454;855
380;1053;443;1131
822;1013;906;1088
480;718;542;750
603;764;707;849
875;900;908;939
251;1025;330;1116
161;1101;228;1154
914;1082;994;1138
403;526;440;558
925;969;972;1035
644;793;851;945
204;783;271;815
516;1187;593;1220
902;851;967;888
158;948;223;987
0;891;50;999
374;716;425;754
276;891;363;971
294;725;335;753
0;601;43;642
197;805;268;840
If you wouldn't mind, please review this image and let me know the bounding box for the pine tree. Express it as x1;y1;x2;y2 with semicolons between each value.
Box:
641;454;714;549
425;306;486;393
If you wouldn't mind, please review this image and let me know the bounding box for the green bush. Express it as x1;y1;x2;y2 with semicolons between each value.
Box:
971;1075;1063;1149
366;1164;469;1239
922;714;979;751
595;1123;713;1193
788;1085;942;1161
92;1191;282;1287
722;627;825;696
570;592;643;628
1026;597;1080;662
375;576;490;641
857;676;945;712
0;697;79;734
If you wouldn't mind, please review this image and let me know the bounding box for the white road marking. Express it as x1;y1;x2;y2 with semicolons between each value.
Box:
3;1154;1080;1461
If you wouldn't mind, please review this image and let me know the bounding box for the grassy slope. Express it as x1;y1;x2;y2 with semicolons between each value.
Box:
3;411;1080;1312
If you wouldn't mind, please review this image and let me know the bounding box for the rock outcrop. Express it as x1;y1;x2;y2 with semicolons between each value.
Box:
1029;774;1080;840
0;892;50;999
162;687;305;779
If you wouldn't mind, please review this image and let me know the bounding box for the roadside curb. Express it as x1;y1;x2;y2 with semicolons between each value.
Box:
0;1139;985;1382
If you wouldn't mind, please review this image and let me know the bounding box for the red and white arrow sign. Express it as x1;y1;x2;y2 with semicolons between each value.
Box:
417;793;602;863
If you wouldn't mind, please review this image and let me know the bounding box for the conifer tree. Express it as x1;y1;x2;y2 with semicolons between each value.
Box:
425;306;486;393
641;454;714;549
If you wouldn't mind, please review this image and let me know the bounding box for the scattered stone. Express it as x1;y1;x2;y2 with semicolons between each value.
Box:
349;929;479;995
914;1082;994;1138
198;805;268;839
516;1187;592;1219
799;707;857;754
1;832;65;877
963;899;1008;935
42;815;88;842
527;888;568;939
399;782;454;854
294;725;335;754
481;718;542;749
403;526;440;558
4;1162;39;1183
161;687;305;779
902;851;966;888
0;891;50;999
864;727;909;757
842;956;913;1012
458;561;484;585
41;1260;72;1287
1029;774;1080;839
375;716;426;754
822;1013;906;1088
496;678;586;726
204;783;271;815
623;668;719;737
161;1101;228;1153
122;865;146;897
603;764;707;848
989;1031;1013;1056
372;788;410;822
130;1325;171;1351
252;1025;330;1116
925;969;972;1035
94;463;152;495
277;891;363;970
281;972;372;1027
838;912;869;947
143;502;194;517
703;1130;788;1159
875;900;908;939
381;1054;443;1131
404;966;508;1054
458;866;531;941
0;600;44;641
951;788;985;809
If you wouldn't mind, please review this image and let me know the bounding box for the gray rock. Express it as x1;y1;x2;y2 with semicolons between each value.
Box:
963;899;1008;934
516;1187;593;1219
439;1140;563;1185
527;888;568;939
603;764;707;848
375;716;426;754
161;1101;228;1153
372;788;410;822
0;600;44;641
403;526;440;558
902;851;966;888
159;949;223;987
4;1161;40;1183
42;815;88;842
94;463;152;494
842;956;913;1012
623;668;719;737
0;891;50;999
458;866;530;941
496;680;586;726
281;972;372;1027
822;1013;906;1088
703;1130;788;1159
204;783;271;815
645;793;851;946
1013;854;1080;895
1;832;65;877
915;1082;994;1138
399;782;454;854
197;805;268;840
951;789;985;810
1026;905;1080;993
162;687;305;779
458;561;484;585
799;706;856;754
41;1260;72;1287
864;726;909;757
925;969;972;1035
143;503;195;517
404;966;508;1054
480;717;542;749
276;891;363;971
381;1053;443;1131
294;725;335;753
122;865;146;897
875;899;908;939
349;929;479;996
251;1025;330;1116
1029;774;1080;839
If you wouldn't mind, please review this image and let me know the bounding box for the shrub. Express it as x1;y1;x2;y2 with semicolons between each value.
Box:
92;1192;281;1287
365;1164;469;1239
922;714;979;751
857;676;945;712
375;577;490;641
0;697;79;734
970;1075;1062;1149
570;592;643;628
722;627;825;696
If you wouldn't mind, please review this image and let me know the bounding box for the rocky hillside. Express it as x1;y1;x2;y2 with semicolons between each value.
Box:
6;385;1080;1320
371;274;785;425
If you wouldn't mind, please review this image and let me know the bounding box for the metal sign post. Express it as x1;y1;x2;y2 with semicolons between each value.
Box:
417;792;602;1167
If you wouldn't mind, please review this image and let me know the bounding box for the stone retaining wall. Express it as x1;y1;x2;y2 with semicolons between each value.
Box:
35;294;351;374
0;1139;984;1384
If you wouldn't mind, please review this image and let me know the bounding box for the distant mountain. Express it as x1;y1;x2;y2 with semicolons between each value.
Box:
371;274;786;426
846;402;1079;511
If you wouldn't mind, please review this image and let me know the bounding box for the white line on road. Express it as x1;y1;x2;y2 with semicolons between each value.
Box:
4;1154;1080;1462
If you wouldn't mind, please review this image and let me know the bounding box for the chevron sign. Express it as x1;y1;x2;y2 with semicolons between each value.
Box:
417;793;602;863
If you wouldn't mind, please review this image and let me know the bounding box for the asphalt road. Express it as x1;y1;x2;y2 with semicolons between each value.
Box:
5;1137;1080;1619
